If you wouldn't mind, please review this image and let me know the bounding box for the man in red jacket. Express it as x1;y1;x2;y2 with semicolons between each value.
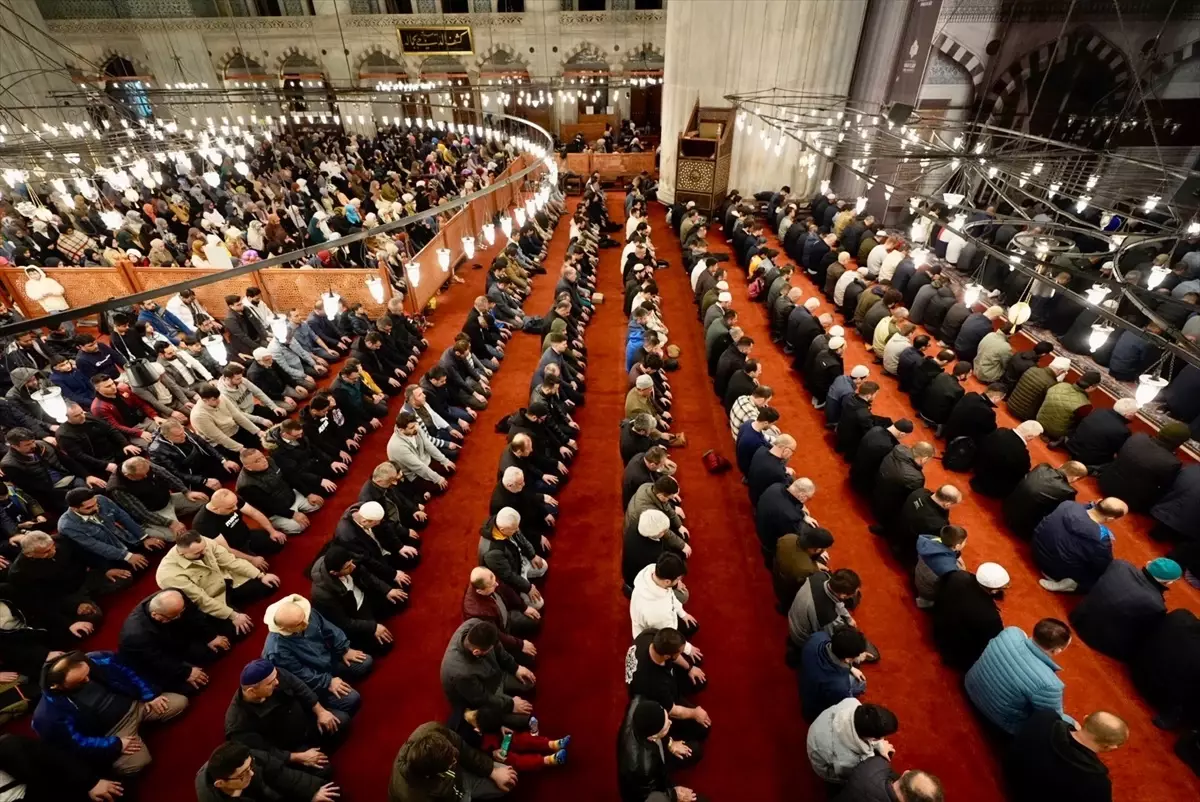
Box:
462;567;541;666
89;376;161;442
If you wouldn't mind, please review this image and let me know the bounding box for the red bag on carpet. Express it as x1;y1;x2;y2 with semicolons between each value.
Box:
702;449;732;474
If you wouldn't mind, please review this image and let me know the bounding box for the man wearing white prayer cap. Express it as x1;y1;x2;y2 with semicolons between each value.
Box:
929;561;1010;670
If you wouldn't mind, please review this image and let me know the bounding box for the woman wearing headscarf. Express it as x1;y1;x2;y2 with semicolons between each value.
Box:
203;233;234;270
224;227;247;260
148;238;176;266
246;219;266;252
190;238;211;267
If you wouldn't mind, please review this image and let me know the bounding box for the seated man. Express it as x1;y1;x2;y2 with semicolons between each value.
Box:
263;419;346;497
226;659;351;767
799;627;871;722
625;627;708;745
1130;609;1200;732
310;543;408;655
402;384;464;460
1002;461;1087;539
357;461;429;536
217;363;290;421
440;619;536;730
117;588;233;695
788;569;877;663
55;402;138;480
1068;557;1181;661
58;488;166;575
334;501;418;591
105;456;208;542
631;552;697;642
148;418;241;491
387;412;457;494
930;564;1009;671
913;525;968;609
237;448;323;535
263;594;373;716
964;618;1074;735
1032;498;1126;593
463;567;541;666
772;528;834;613
2;428;102;517
389;721;517;802
492;464;556;547
806;699;898;784
834;759;943;802
1005;710;1127;802
0;734;122;802
32;650;188;775
970;421;1043;498
624;508;691;593
248;349;309;407
755;477;818;568
479;507;547;610
197;740;334;802
156;530;279;636
193;488;287;560
617;699;703;802
89;375;161;442
191;383;267;459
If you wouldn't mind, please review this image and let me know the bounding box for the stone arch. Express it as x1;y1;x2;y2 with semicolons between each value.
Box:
355;46;408;84
932;32;984;91
1144;37;1200;87
219;48;269;83
276;47;325;79
622;42;665;73
560;41;609;73
984;27;1132;122
98;50;152;81
476;44;529;75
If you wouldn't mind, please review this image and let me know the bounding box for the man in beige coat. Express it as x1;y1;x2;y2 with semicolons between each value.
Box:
190;383;266;457
156;529;280;635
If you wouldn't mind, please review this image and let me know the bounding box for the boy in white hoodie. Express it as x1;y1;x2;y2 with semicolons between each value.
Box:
630;553;698;642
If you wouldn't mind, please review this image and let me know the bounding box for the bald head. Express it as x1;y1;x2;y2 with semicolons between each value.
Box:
469;567;497;591
148;589;186;619
818;313;833;328
1059;461;1088;482
1095;497;1128;521
896;770;943;802
1082;711;1129;751
775;434;797;451
273;602;307;632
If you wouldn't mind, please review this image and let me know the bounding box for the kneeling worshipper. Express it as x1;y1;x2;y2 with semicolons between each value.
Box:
117;588;234;696
1004;710;1128;802
196;740;337;802
1067;557;1181;662
929;564;1009;671
310;543;409;655
617;699;707;802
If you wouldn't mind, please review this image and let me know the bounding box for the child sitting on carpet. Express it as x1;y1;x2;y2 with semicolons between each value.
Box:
460;707;570;769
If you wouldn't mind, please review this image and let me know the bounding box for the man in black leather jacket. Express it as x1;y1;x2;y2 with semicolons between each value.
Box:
617;698;706;802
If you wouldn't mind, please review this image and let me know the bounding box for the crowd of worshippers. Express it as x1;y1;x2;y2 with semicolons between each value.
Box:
682;184;1200;801
560;119;655;157
616;193;712;802
0;179;593;801
384;180;608;802
0;121;526;313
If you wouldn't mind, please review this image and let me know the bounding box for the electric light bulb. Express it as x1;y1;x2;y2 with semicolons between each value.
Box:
1084;284;1111;305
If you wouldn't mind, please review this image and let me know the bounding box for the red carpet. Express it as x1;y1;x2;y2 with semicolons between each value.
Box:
39;195;1200;801
682;207;1200;802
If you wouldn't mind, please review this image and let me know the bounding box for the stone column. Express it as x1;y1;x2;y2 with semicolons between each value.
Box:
658;0;869;203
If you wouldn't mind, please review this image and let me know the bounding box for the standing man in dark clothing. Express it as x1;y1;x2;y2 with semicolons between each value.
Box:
1004;710;1127;802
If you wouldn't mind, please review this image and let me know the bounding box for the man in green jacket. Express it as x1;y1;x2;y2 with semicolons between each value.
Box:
1037;371;1101;443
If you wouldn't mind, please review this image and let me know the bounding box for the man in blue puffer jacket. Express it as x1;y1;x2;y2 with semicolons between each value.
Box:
964;619;1076;735
1032;498;1127;593
33;650;188;774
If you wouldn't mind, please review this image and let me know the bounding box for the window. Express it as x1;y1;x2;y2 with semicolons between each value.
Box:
577;0;606;10
634;0;662;8
442;0;469;12
102;57;153;120
498;0;525;10
385;0;415;11
250;0;283;14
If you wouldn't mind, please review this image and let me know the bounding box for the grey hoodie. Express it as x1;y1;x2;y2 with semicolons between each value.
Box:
805;697;883;781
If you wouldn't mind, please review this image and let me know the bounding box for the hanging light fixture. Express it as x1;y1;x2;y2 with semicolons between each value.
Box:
235;161;250;176
525;198;537;220
100;209;124;230
1135;373;1167;407
462;236;476;260
269;314;289;342
943;192;964;207
365;276;385;304
819;179;830;195
203;170;220;187
1189;221;1200;236
500;215;513;238
962;282;984;308
31;386;68;423
483;223;496;245
1088;323;1114;352
513;207;526;228
1084;284;1111;305
437;248;452;272
1147;264;1171;289
1007;302;1032;327
854;196;867;215
202;334;228;366
405;260;421;288
322;290;341;320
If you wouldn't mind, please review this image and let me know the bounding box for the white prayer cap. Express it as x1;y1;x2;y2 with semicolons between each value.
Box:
252;348;271;360
828;336;846;350
638;509;671;538
976;562;1010;589
686;201;696;209
358;501;385;521
635;374;654;390
718;292;733;303
803;297;820;311
716;281;729;290
402;193;414;203
1049;356;1072;373
850;365;870;379
828;325;845;337
416;180;426;187
857;267;870;275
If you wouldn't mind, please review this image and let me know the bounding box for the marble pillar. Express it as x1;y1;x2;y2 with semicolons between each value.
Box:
658;0;868;203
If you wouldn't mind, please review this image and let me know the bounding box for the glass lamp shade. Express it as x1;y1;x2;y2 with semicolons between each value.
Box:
269;314;289;341
1007;302;1032;327
437;248;451;272
1084;284;1111;305
100;210;124;230
483;223;496;245
366;276;385;303
1135;374;1167;407
855;197;867;215
1088;323;1114;352
962;282;984;308
405;261;421;288
525;199;537;220
910;248;930;267
463;236;476;260
202;334;228;366
514;207;526;228
321;291;341;320
203;171;220;187
819;179;830;195
235;161;250;176
1147;265;1170;289
943;192;964;207
32;386;68;423
500;216;513;238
